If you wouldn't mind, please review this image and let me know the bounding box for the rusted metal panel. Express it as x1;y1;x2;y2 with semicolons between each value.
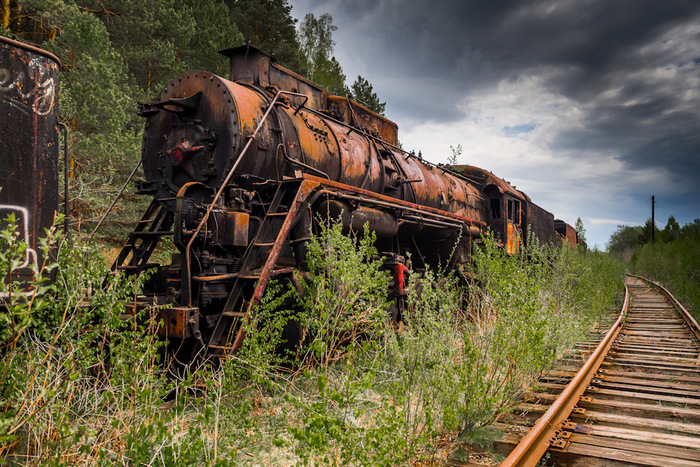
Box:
526;202;555;247
507;221;518;255
326;95;398;145
226;211;249;247
555;219;577;248
153;306;199;339
0;37;59;284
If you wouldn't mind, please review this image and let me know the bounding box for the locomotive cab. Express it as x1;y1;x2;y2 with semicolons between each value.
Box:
483;183;522;254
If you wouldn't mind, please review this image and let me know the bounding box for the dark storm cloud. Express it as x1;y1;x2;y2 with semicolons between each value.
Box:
297;0;700;164
290;0;700;244
301;1;700;91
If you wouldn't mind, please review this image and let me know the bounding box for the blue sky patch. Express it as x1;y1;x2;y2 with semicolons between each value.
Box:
502;123;538;137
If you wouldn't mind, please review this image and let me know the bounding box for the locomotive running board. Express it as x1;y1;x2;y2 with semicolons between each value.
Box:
303;174;486;230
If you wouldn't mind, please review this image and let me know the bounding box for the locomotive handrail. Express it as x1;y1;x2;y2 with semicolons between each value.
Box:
278;143;330;179
89;159;143;243
183;89;308;306
500;280;630;467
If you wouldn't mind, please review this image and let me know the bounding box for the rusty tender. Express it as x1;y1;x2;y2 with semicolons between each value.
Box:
0;37;59;289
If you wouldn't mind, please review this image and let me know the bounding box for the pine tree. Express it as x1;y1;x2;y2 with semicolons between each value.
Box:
349;75;386;115
225;0;306;73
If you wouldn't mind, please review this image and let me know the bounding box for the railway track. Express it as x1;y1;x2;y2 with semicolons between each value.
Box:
497;274;700;466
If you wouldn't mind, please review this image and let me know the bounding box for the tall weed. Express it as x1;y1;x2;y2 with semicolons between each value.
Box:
0;216;223;465
631;239;700;315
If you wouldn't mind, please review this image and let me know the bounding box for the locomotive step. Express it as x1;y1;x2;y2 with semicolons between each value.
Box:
253;242;276;247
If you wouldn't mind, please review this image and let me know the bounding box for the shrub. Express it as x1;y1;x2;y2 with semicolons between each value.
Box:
293;218;391;369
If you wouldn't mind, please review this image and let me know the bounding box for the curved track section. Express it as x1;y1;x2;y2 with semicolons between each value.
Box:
503;275;700;466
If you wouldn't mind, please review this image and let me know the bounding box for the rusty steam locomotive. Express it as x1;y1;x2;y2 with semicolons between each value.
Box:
1;39;580;358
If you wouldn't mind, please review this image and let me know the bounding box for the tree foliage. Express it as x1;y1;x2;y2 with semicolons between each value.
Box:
226;0;306;73
574;217;586;244
349;75;386;115
298;12;347;95
607;216;700;257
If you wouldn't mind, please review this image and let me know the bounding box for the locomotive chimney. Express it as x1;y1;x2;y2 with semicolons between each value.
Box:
219;45;271;85
219;45;328;111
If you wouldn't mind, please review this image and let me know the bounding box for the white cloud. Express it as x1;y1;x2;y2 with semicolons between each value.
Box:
393;69;681;248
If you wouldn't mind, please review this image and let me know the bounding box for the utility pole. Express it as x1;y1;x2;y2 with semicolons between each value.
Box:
651;195;655;244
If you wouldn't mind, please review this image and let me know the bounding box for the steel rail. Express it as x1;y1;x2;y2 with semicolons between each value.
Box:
500;280;630;467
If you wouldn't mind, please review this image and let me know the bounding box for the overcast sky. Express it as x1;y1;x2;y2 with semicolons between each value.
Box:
287;0;700;249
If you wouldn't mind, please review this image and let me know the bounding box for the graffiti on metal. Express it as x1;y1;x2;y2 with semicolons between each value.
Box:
0;204;38;270
0;205;39;299
0;51;56;116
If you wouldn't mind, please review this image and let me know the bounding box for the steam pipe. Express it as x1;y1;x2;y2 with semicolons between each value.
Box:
58;121;70;244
